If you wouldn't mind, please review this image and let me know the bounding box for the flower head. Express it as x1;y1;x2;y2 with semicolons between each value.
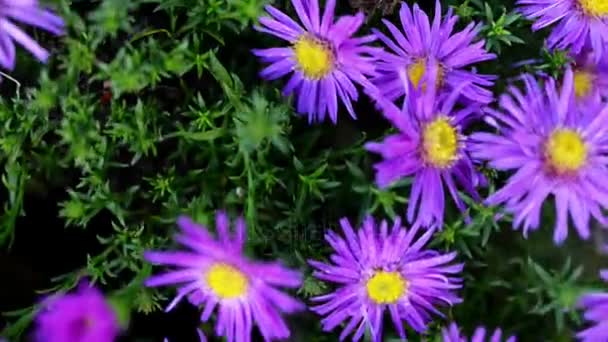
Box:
253;0;380;123
34;281;120;342
570;50;608;105
518;0;608;62
366;63;483;229
577;270;608;341
0;0;64;70
309;216;463;341
144;211;304;342
471;70;608;244
442;322;517;342
371;0;496;106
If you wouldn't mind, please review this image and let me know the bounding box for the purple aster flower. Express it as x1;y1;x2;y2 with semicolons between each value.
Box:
366;63;483;229
34;281;120;342
371;0;496;106
0;0;64;70
253;0;380;123
470;69;608;244
570;49;608;105
144;211;304;342
577;270;608;341
309;216;463;341
442;322;516;342
517;0;608;62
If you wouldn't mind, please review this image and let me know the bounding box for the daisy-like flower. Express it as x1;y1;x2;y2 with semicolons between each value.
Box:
0;0;65;70
442;322;516;342
517;0;608;62
144;211;304;342
570;50;608;105
309;216;463;341
471;69;608;244
371;0;496;106
34;281;120;342
366;62;483;229
577;270;608;341
253;0;380;123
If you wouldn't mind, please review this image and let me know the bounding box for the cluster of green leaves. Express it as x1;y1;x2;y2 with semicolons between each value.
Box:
0;0;606;341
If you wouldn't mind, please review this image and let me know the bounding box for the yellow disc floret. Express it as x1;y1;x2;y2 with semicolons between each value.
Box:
545;128;587;174
573;70;594;98
205;263;249;299
579;0;608;16
422;116;459;168
293;35;334;79
366;271;407;304
407;59;444;91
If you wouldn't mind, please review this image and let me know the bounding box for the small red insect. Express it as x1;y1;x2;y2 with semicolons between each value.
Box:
100;80;112;105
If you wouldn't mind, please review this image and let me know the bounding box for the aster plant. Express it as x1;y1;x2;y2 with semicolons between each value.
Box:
309;216;463;341
34;281;120;342
577;270;608;341
144;211;304;342
471;69;608;244
371;0;496;106
518;0;608;62
0;0;64;70
366;63;483;229
253;0;380;123
442;322;516;342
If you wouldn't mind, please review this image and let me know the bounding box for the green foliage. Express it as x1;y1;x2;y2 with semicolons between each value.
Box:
0;0;605;341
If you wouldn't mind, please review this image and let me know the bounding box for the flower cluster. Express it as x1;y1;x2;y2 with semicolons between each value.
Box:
257;0;608;245
15;0;608;340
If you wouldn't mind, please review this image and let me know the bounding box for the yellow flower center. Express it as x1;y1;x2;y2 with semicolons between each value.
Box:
422;116;459;168
579;0;608;16
205;263;249;299
366;271;407;304
407;59;444;91
545;129;588;174
573;70;594;98
293;35;334;79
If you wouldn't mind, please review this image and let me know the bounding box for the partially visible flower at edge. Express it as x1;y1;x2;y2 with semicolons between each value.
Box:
144;211;304;342
501;49;608;108
517;0;608;62
309;216;463;341
34;280;120;342
577;270;608;341
253;0;381;124
570;49;608;106
0;0;65;70
442;322;517;342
